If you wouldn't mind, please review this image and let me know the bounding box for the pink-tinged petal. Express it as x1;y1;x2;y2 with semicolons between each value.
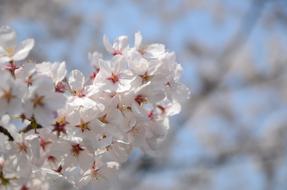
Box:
51;61;67;82
134;32;142;49
129;57;149;73
89;52;103;68
116;35;129;50
98;59;112;74
144;43;165;59
13;38;34;61
68;70;85;91
103;35;114;53
113;56;124;72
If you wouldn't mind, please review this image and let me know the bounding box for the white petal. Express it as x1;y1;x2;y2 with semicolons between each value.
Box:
33;77;54;96
129;57;149;73
34;108;54;126
68;70;85;91
69;96;97;109
36;62;51;74
98;59;112;74
44;169;76;190
7;98;23;115
52;61;67;82
46;93;66;110
116;35;129;50
0;56;11;64
13;38;35;61
134;32;142;49
89;52;103;68
103;35;114;53
0;46;6;55
144;44;165;59
167;101;181;116
0;47;10;63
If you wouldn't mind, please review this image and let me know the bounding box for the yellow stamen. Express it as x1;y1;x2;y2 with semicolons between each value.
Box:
5;48;15;57
1;88;15;103
32;94;45;108
75;119;90;132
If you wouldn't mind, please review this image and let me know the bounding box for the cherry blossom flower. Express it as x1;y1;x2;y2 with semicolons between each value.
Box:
67;70;104;111
36;61;67;92
78;160;118;189
0;70;25;115
103;35;129;56
0;27;189;190
134;32;166;59
23;76;66;126
0;26;34;64
94;56;135;93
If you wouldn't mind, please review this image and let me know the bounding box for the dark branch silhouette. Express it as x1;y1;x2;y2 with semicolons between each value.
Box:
0;126;14;141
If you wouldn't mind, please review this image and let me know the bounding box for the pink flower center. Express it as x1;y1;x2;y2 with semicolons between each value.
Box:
71;144;84;157
107;73;119;84
134;95;147;106
112;50;122;56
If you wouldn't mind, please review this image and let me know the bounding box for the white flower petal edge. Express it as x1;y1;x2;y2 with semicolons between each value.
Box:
0;27;34;64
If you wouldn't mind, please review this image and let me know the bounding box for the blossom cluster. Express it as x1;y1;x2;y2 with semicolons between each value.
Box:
0;26;189;190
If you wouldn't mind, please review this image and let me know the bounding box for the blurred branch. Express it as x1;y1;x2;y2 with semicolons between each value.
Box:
127;0;269;186
171;0;268;139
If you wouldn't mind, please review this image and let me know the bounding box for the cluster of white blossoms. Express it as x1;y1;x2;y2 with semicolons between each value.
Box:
0;26;189;190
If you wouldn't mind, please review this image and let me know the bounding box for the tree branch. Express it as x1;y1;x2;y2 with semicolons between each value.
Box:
19;123;42;133
0;126;14;141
